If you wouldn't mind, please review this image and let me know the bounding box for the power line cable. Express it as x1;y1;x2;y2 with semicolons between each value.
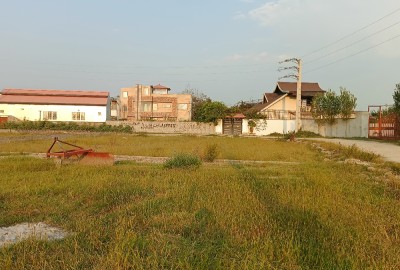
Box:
302;6;400;58
305;20;400;65
304;33;400;74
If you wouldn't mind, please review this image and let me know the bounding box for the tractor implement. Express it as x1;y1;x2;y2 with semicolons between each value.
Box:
46;137;114;165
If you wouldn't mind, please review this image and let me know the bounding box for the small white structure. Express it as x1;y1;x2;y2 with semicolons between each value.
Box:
0;89;110;123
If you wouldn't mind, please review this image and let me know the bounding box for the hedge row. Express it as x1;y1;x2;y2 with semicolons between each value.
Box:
0;121;132;133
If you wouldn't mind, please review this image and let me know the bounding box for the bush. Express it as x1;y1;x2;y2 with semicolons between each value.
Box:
0;121;132;133
164;153;202;169
202;144;219;162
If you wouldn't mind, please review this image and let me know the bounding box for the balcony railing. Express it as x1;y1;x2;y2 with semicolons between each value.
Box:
262;110;315;120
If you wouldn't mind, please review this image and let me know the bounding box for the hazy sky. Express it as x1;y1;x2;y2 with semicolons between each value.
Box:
1;0;399;110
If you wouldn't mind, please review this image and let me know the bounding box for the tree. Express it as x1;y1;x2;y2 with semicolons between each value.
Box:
181;88;211;121
195;101;228;124
312;90;341;125
339;87;357;121
311;88;357;125
393;83;400;116
228;100;266;119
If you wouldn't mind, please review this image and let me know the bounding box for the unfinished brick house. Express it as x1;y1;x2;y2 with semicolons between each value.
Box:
119;84;192;121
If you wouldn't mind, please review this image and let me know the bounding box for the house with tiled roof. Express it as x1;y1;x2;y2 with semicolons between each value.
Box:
0;89;110;122
120;84;192;121
250;81;325;119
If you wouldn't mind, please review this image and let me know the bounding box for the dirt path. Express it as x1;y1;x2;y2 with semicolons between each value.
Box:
305;138;400;163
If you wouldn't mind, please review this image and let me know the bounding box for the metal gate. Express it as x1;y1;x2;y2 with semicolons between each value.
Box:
0;116;8;124
223;118;242;135
368;106;400;140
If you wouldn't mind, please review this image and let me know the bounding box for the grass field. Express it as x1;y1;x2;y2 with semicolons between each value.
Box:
1;134;400;269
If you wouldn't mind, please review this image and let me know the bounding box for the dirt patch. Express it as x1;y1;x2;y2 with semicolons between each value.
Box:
0;222;68;248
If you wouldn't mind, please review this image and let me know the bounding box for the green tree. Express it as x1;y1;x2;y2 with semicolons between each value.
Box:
339;87;357;120
196;101;228;124
181;88;211;121
228;100;266;119
312;90;341;125
311;88;357;125
393;83;400;116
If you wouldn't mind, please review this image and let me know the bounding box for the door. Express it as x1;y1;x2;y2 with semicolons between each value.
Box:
223;118;242;135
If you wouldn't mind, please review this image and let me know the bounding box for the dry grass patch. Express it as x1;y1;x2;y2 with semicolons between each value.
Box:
0;136;399;268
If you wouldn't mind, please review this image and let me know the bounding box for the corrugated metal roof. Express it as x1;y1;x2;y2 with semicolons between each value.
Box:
0;89;109;106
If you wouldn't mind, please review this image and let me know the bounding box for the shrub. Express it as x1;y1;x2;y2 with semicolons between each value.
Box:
202;144;219;162
284;131;296;141
0;121;132;133
164;153;202;169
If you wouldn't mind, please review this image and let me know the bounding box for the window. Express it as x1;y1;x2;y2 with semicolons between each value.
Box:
72;112;85;121
142;88;150;96
163;103;172;108
178;103;188;110
122;91;128;98
153;104;158;111
43;111;57;120
142;102;152;112
153;89;168;95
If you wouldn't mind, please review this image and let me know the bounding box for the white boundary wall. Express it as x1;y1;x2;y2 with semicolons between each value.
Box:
106;112;369;138
301;111;369;138
251;119;295;136
244;111;368;138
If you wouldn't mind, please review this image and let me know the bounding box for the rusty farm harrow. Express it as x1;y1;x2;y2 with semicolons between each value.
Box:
46;137;114;165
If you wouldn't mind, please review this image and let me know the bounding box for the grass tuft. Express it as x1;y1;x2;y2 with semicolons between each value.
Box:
164;153;202;169
202;144;219;162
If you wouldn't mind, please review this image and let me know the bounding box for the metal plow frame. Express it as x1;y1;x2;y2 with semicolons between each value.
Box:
46;137;114;165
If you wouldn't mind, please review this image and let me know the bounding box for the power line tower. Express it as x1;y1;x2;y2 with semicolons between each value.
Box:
278;58;302;132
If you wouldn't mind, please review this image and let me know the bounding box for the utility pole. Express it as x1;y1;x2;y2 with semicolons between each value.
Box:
278;58;302;132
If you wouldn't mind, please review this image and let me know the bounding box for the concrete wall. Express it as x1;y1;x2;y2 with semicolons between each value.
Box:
0;103;107;122
241;111;369;137
249;119;295;136
104;111;369;138
301;111;369;138
107;121;215;135
215;119;223;134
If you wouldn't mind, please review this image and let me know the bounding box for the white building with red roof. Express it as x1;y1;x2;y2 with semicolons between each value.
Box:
0;89;110;122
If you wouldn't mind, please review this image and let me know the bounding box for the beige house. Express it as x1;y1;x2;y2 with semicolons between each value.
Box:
120;84;192;121
251;81;325;119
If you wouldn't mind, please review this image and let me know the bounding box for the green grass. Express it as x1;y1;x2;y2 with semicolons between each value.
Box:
315;141;382;163
0;136;400;268
164;153;202;169
0;134;318;162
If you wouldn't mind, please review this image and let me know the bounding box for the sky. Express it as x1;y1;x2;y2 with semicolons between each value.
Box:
0;0;399;110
